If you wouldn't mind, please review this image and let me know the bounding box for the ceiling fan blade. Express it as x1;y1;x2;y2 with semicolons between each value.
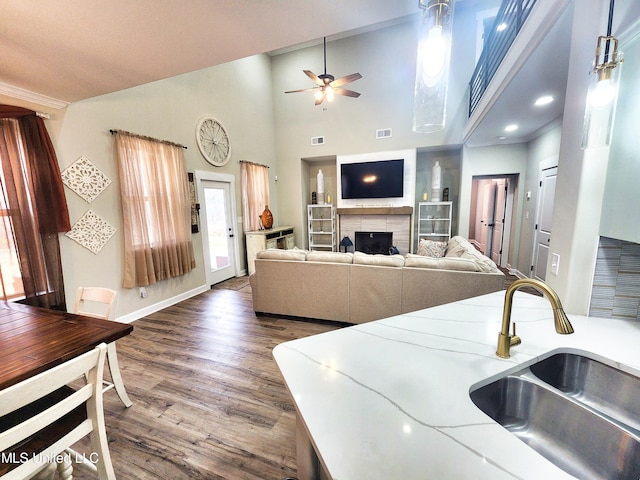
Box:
333;88;361;98
330;72;362;88
304;70;324;86
285;87;320;94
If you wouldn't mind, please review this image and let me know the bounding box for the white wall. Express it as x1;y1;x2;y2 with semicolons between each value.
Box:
270;3;480;242
516;123;562;277
459;143;528;264
46;54;277;321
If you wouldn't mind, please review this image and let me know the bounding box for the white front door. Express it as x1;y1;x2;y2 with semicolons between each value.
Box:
196;174;238;286
533;167;557;281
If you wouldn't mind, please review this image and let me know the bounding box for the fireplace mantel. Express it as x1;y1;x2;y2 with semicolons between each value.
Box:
336;206;413;216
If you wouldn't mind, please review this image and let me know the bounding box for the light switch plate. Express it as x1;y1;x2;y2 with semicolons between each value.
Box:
551;253;560;275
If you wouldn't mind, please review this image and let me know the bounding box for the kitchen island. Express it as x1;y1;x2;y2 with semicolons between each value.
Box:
273;290;640;479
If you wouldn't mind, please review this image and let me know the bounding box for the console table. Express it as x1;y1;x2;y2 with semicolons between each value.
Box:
246;226;295;275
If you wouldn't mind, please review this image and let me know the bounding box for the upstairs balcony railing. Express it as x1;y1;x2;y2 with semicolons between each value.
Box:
468;0;538;117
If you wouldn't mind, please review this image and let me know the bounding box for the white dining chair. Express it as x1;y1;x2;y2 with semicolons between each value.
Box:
0;343;116;480
74;287;133;408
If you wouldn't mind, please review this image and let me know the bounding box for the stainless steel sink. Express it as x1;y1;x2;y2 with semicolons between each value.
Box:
530;352;640;432
470;353;640;480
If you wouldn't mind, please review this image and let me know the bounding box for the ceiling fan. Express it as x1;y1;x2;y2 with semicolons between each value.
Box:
285;37;362;105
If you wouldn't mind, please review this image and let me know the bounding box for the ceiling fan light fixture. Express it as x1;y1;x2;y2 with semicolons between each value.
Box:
413;0;454;134
582;0;624;149
326;86;335;101
284;37;362;105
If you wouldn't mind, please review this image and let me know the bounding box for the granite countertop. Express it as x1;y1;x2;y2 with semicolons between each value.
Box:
273;290;640;479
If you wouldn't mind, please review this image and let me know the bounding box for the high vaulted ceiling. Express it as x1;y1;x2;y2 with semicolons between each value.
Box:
1;1;578;148
0;1;416;107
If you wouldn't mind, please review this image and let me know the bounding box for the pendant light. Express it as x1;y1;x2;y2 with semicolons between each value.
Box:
581;0;623;148
412;0;454;133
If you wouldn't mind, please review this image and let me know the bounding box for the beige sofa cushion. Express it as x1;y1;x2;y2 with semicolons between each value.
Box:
460;248;499;273
416;239;447;257
445;236;470;258
353;251;405;267
306;251;354;264
444;236;499;273
404;254;479;272
256;248;307;261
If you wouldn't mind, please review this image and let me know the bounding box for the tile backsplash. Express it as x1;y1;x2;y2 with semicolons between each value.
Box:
590;236;640;321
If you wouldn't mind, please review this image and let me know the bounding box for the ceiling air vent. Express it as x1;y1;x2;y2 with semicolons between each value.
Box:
311;136;325;146
376;128;392;139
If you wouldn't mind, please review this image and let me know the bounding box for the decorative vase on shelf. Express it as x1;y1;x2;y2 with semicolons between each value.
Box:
431;161;441;202
261;205;273;229
317;169;325;204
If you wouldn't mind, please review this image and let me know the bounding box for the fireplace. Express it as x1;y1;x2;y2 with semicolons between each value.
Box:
337;207;412;255
355;231;393;255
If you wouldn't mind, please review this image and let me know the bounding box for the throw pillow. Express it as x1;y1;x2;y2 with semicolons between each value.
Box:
459;249;500;273
417;239;447;257
444;236;470;257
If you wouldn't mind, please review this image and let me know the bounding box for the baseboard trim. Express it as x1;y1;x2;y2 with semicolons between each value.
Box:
509;269;528;279
116;284;209;324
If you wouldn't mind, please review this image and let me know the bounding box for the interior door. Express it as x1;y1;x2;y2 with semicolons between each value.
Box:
479;182;496;256
491;179;507;266
533;167;557;281
200;179;237;286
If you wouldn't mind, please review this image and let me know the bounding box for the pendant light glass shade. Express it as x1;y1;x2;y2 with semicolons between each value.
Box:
413;0;454;133
582;35;623;148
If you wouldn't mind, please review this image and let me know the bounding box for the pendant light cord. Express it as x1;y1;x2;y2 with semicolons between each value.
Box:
604;0;615;61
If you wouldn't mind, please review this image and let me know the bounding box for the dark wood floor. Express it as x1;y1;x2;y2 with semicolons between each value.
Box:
71;279;341;480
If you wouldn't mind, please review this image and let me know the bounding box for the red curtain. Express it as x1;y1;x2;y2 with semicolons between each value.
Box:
0;105;70;310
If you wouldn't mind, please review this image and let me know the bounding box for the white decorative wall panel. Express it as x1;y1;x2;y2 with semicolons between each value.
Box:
61;155;112;203
65;210;116;254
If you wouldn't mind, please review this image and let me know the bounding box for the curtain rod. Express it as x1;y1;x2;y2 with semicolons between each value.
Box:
239;160;269;168
110;129;187;150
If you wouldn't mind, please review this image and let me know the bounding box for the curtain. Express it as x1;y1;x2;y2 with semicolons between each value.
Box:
240;161;270;232
0;105;70;310
115;132;196;288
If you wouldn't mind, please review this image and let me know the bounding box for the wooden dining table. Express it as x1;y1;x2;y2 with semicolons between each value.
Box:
0;301;133;390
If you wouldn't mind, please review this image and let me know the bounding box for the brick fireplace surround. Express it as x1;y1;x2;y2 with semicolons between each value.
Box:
337;207;412;255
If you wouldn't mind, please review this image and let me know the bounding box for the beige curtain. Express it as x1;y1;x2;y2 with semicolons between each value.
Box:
115;133;196;288
241;161;270;232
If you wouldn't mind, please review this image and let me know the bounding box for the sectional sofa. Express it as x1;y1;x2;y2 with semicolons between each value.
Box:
249;236;505;324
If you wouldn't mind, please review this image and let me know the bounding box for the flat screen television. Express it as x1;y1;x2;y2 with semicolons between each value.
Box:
340;159;404;199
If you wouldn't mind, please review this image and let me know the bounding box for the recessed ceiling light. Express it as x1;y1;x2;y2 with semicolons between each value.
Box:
496;22;508;32
504;124;518;132
497;136;507;140
535;95;554;106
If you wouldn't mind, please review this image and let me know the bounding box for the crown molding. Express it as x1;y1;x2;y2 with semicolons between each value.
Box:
0;82;69;110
